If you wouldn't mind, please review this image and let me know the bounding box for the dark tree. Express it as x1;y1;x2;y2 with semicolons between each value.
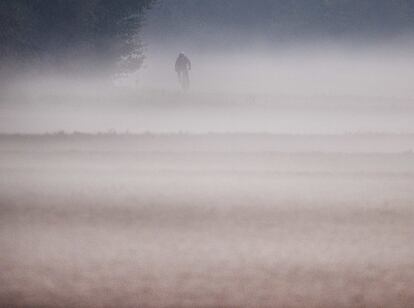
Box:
0;0;154;75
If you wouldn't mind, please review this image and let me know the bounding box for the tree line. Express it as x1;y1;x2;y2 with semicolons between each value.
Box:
1;1;413;75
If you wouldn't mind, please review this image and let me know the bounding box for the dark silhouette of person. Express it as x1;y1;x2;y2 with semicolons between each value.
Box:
175;53;191;90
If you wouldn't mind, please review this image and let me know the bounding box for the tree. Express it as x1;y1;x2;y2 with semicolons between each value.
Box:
0;0;154;75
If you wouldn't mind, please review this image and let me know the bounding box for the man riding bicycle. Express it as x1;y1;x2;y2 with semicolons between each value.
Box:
175;53;191;90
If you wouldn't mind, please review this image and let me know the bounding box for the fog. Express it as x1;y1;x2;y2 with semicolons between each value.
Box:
1;1;414;307
2;1;414;134
2;134;414;307
2;43;414;134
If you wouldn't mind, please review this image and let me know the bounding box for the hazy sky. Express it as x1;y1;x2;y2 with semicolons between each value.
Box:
143;0;414;52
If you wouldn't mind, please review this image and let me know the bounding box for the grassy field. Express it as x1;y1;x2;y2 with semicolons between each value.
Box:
1;134;414;307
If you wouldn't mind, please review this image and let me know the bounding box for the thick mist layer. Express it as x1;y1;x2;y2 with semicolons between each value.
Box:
2;45;414;134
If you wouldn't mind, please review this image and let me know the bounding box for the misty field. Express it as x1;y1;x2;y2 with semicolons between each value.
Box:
1;134;414;307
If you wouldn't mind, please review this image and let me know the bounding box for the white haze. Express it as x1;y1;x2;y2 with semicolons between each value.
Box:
2;6;414;308
1;42;414;134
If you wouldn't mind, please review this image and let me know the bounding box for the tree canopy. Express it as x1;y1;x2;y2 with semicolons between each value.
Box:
0;0;153;74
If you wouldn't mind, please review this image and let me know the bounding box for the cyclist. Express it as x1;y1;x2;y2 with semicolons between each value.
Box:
175;53;191;90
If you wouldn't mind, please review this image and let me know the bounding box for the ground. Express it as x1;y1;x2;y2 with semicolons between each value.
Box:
1;133;414;307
